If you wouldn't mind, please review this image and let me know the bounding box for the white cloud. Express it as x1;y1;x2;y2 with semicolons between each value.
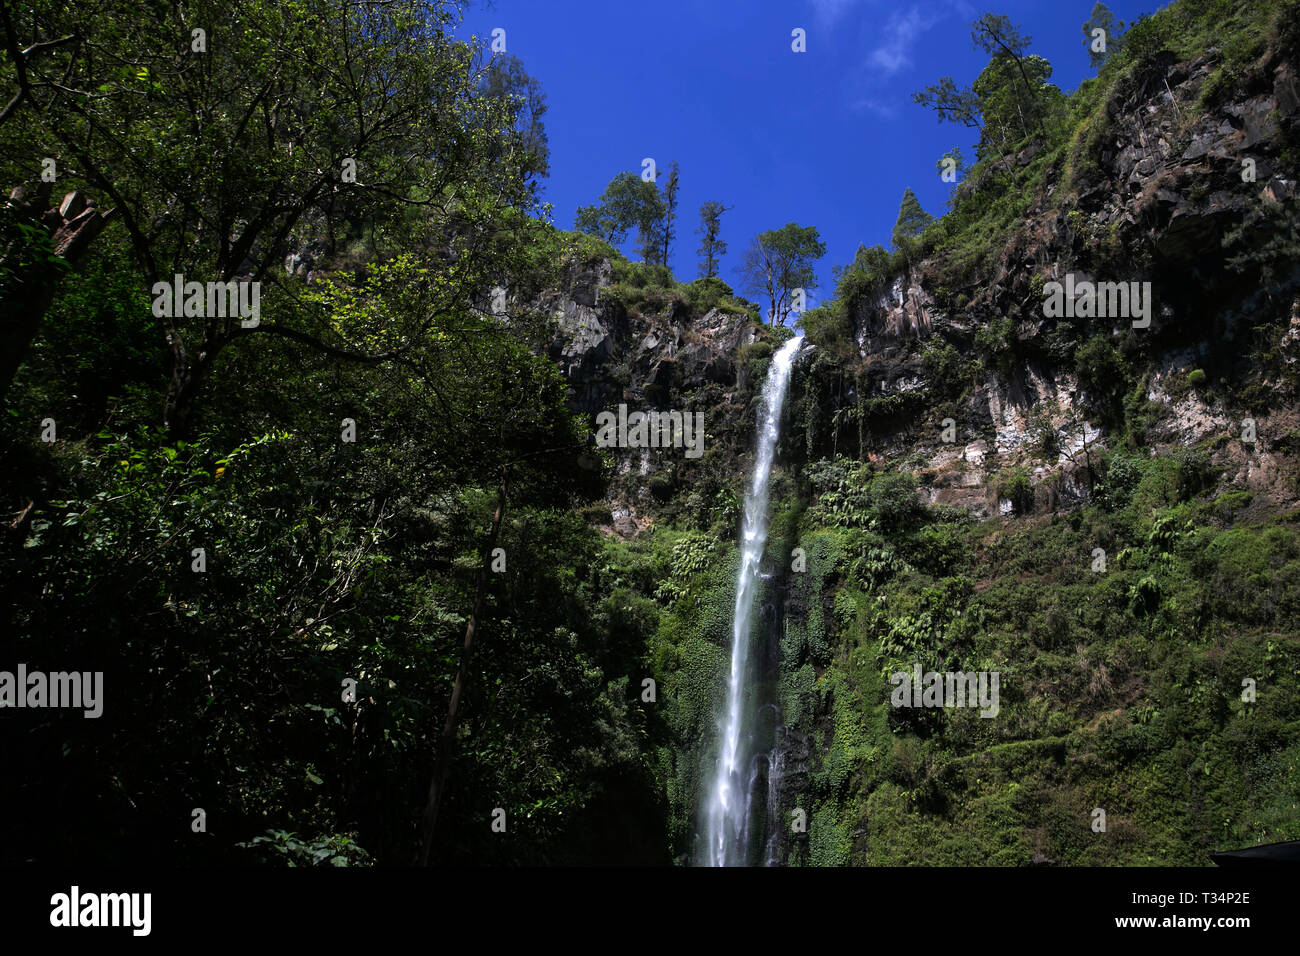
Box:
808;0;864;25
850;95;901;119
866;5;941;77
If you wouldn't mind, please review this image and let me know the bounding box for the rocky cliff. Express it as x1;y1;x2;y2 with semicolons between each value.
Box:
539;257;768;536
542;6;1300;866
811;33;1300;523
545;32;1300;536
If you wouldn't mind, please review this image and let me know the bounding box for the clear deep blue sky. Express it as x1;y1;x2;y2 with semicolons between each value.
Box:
455;0;1154;308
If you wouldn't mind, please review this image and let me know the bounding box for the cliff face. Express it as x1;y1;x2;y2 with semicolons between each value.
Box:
542;14;1300;867
540;258;765;536
545;38;1300;536
818;39;1300;523
758;30;1300;867
544;259;752;415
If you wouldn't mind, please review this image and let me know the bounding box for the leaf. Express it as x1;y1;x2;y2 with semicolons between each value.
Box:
306;771;323;785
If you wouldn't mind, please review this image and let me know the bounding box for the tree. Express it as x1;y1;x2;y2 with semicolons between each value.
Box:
418;463;509;866
480;53;551;184
0;186;113;397
1082;3;1127;71
574;171;666;264
914;13;1062;162
970;13;1037;121
0;0;665;873
973;52;1062;149
969;13;1067;145
0;3;82;128
737;223;825;326
937;147;969;183
0;0;550;437
0;6;110;398
892;188;933;250
830;242;891;325
912;76;984;132
659;161;680;267
281;256;602;866
573;200;623;246
696;200;730;279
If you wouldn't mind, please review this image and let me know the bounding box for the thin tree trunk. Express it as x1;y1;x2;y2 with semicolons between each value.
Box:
417;465;509;865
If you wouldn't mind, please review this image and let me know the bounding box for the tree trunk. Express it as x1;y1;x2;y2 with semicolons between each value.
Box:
162;328;221;440
417;466;509;865
0;187;112;400
0;268;59;398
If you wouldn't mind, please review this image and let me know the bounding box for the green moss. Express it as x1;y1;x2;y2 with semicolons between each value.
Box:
765;452;1300;864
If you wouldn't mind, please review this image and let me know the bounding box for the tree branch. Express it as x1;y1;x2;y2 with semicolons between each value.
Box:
230;322;405;364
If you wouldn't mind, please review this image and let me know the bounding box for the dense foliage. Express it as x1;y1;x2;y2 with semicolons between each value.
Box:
0;0;667;865
2;0;1298;870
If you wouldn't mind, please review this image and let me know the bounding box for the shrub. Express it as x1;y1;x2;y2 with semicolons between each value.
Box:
612;259;674;289
684;276;733;313
798;303;857;360
921;338;979;400
238;829;372;867
1075;337;1126;419
1213;490;1253;522
649;472;674;502
996;467;1034;515
869;472;925;533
1174;446;1218;499
1098;451;1142;511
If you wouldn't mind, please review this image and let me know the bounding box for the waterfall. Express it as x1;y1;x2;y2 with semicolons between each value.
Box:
703;334;802;867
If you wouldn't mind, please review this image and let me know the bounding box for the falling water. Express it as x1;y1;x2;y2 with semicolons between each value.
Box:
703;334;802;867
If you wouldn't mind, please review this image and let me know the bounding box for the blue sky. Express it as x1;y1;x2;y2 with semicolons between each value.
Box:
455;0;1155;308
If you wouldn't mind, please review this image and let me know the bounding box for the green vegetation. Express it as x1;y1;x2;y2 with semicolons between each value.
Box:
892;188;934;252
604;258;757;319
755;0;1300;866
0;0;669;867
761;457;1300;864
576;169;670;265
737;223;827;326
696;200;731;280
1083;3;1129;71
3;0;1299;871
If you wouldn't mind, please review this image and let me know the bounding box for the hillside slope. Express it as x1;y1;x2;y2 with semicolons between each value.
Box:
539;0;1300;864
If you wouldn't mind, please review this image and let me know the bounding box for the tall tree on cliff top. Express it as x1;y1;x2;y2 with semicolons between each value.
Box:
737;222;825;326
696;200;730;279
659;160;680;267
575;171;667;265
970;13;1045;138
1082;3;1127;71
915;12;1063;161
892;188;933;250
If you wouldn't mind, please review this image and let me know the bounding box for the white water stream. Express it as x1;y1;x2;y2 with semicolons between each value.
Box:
703;334;802;867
